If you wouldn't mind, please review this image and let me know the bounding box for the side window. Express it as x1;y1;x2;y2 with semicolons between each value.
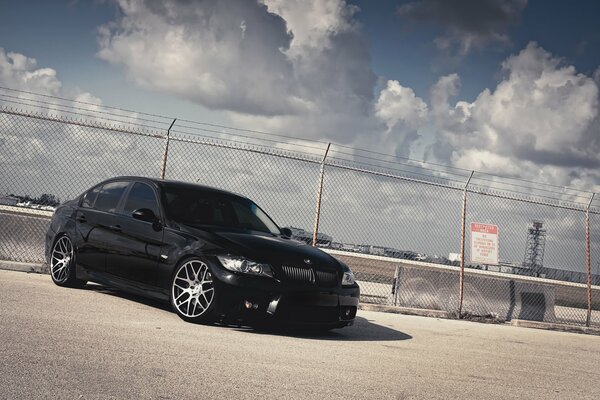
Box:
94;181;129;213
81;186;101;209
123;183;159;217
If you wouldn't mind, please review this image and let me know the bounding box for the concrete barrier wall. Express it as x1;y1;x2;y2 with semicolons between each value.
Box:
394;264;557;322
324;249;600;325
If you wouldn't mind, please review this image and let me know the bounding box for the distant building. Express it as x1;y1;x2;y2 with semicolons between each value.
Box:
356;244;370;253
340;243;356;252
448;253;461;262
369;245;386;256
0;196;18;206
383;248;418;260
286;226;332;247
383;248;398;258
478;261;519;274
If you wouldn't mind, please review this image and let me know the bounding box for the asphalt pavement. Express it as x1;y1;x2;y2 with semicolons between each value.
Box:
1;269;599;399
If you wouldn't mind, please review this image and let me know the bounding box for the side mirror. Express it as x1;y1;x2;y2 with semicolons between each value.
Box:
132;208;158;223
280;227;292;238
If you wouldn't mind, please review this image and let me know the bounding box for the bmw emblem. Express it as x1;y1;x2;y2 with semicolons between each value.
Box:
304;258;312;265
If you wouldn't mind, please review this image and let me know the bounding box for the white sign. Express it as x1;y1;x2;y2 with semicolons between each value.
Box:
470;222;499;265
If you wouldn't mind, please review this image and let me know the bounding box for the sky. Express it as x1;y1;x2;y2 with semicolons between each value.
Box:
1;0;600;191
1;0;600;269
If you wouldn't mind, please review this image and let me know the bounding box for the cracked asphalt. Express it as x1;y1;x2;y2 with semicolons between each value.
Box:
1;269;599;399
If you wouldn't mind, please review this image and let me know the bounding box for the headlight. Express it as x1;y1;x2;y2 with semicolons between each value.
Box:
342;271;356;286
217;255;273;278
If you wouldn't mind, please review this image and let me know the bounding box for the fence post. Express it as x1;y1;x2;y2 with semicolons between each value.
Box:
458;171;474;318
586;192;595;327
312;143;331;247
160;119;177;179
393;265;400;306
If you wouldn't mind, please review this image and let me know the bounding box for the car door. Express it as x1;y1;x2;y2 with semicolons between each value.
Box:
74;184;106;273
75;181;129;274
106;181;165;286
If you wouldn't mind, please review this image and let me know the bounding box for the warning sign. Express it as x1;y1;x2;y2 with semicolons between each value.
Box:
470;223;499;265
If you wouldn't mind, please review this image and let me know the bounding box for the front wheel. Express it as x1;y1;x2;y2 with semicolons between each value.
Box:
170;258;218;324
49;234;86;288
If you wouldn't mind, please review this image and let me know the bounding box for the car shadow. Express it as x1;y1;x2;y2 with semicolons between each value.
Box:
84;284;412;342
84;283;173;313
233;316;412;342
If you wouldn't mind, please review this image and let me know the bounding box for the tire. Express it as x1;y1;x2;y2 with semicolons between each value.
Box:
49;234;87;288
170;258;218;324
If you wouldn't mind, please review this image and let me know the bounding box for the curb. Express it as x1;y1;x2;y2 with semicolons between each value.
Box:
359;304;600;335
359;303;453;319
510;319;600;336
0;261;47;274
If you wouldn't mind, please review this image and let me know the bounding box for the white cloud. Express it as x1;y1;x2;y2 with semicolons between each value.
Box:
594;66;600;85
263;0;360;51
430;73;461;114
97;0;402;147
229;0;428;155
375;80;428;132
0;48;166;201
0;47;105;112
0;49;62;95
430;42;600;188
98;0;300;116
373;80;428;158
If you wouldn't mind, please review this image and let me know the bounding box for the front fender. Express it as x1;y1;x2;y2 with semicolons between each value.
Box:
155;227;224;297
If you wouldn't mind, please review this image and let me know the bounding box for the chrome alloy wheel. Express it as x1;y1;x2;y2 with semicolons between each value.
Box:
172;260;214;318
50;236;73;283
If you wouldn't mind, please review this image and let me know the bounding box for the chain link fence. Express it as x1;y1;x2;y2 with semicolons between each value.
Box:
1;88;599;328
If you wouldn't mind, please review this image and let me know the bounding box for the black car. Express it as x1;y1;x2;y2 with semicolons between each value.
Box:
46;177;359;329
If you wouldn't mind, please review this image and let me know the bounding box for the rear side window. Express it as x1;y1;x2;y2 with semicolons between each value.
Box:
123;183;159;217
94;181;129;213
81;186;101;209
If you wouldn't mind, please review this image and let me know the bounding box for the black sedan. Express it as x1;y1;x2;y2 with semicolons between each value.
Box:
46;177;359;329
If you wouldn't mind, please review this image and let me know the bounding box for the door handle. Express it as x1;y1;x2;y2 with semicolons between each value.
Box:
76;215;86;223
109;224;122;232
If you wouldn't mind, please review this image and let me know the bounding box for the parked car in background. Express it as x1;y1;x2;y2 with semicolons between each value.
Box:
46;177;359;330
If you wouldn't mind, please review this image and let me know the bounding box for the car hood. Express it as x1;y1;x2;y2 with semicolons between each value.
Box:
180;225;341;271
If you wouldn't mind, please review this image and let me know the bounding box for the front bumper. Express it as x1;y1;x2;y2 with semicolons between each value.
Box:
210;263;360;328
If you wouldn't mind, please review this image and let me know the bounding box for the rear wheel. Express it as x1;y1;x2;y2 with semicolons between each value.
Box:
170;258;218;323
50;235;86;288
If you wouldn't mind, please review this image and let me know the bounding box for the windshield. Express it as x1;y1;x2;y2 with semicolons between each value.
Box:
162;185;281;235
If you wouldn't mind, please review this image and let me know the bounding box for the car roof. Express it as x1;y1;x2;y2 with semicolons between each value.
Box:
97;176;249;200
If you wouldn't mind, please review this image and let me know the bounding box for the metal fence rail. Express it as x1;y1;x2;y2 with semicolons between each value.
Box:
1;87;599;328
